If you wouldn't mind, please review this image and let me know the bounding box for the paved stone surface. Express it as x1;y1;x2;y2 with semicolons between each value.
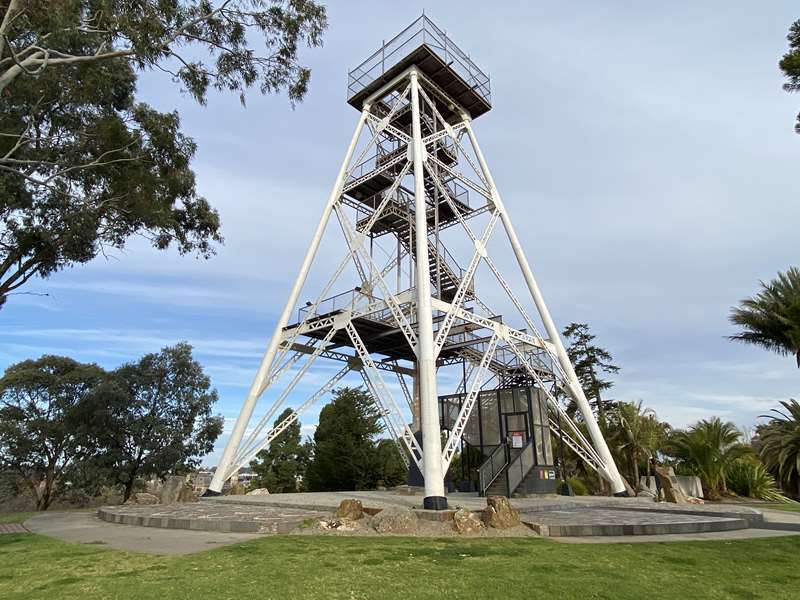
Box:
25;511;262;555
0;523;27;534
98;503;327;533
553;528;800;544
521;508;747;537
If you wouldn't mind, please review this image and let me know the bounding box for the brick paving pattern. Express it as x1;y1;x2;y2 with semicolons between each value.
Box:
0;523;27;534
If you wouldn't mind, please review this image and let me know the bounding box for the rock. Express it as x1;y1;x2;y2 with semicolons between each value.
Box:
686;496;705;505
483;496;520;529
636;485;656;499
226;483;247;496
315;517;359;532
655;466;689;504
127;492;159;505
335;499;364;521
246;488;270;496
177;483;197;503
452;508;484;534
370;507;419;534
159;476;187;504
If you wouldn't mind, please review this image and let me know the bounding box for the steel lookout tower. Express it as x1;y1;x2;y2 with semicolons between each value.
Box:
207;15;628;507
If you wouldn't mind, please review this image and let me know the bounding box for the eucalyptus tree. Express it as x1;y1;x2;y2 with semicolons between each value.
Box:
729;267;800;368
0;355;105;509
0;1;327;306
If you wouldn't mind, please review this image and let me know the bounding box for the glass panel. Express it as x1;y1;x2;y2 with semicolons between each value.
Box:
531;390;543;426
506;414;526;433
535;427;545;465
542;429;553;465
481;391;500;445
515;388;528;413
499;389;514;414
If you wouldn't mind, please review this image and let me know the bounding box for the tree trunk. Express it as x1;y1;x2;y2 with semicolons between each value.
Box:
123;478;136;502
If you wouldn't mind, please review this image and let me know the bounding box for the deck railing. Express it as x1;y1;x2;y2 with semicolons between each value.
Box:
347;15;491;106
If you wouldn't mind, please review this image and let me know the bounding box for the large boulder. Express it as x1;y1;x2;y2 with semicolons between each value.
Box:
246;488;270;496
177;483;197;503
160;476;187;504
452;508;484;534
483;496;520;529
370;507;418;534
335;499;364;521
655;466;688;504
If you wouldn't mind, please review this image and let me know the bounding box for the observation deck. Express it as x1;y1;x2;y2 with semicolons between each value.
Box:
347;15;492;121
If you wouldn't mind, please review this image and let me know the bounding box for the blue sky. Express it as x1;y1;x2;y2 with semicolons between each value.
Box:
2;2;799;464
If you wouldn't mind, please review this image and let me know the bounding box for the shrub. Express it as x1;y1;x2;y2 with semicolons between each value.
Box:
568;476;588;496
726;459;795;503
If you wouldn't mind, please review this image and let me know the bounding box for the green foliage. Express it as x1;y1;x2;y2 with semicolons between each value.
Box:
374;439;407;488
84;343;224;501
0;0;327;305
780;19;800;133
666;417;748;498
306;387;405;492
568;476;588;496
0;355;105;509
726;458;794;503
249;407;310;493
562;322;620;427
729;267;800;368
607;400;669;488
756;399;800;498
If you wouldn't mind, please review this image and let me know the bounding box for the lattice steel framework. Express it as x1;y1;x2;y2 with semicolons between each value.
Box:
207;16;627;504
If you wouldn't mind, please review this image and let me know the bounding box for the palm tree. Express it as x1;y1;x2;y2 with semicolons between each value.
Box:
609;401;668;489
729;266;800;368
668;417;748;498
757;399;800;498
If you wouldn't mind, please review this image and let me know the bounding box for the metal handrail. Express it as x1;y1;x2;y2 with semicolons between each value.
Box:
478;443;508;495
347;15;491;105
506;437;536;496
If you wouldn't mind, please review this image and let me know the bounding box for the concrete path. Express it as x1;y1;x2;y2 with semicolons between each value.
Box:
24;511;262;555
552;527;800;544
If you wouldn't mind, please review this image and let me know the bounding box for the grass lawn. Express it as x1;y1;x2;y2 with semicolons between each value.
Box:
2;528;800;600
745;503;800;513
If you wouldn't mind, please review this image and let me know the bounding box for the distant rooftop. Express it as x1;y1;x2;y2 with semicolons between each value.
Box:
347;15;492;120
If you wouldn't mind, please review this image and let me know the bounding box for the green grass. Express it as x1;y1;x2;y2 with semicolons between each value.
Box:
2;530;800;600
746;503;800;513
0;512;38;524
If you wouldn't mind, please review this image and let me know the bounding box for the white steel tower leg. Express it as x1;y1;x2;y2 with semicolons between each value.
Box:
462;117;628;495
207;107;371;494
410;70;447;509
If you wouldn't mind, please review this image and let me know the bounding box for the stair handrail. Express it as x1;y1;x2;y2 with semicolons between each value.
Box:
506;436;536;497
478;443;509;495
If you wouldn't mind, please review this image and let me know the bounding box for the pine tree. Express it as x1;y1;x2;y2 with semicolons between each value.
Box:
562;323;620;432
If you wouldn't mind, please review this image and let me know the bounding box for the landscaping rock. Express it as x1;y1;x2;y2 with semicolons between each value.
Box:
177;483;197;503
636;485;656;499
335;499;364;520
370;507;418;534
246;488;270;496
452;508;484;534
160;476;187;504
127;492;159;505
315;517;359;532
483;496;520;529
655;466;688;504
686;496;705;505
